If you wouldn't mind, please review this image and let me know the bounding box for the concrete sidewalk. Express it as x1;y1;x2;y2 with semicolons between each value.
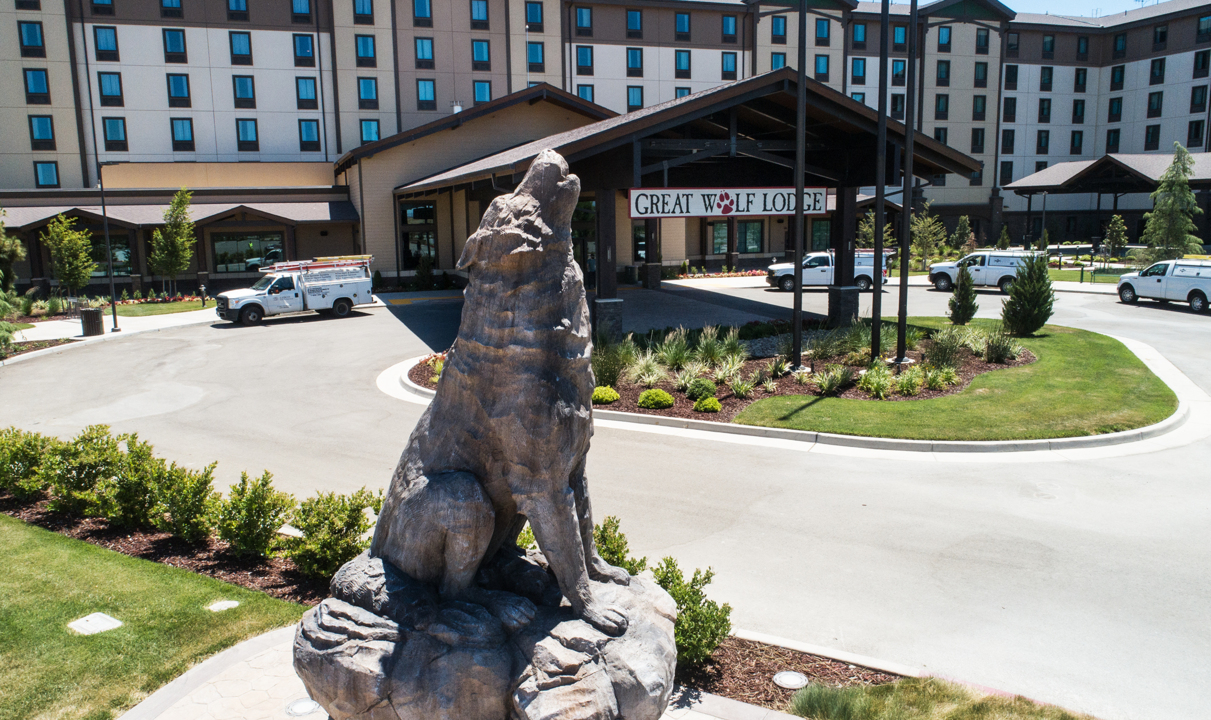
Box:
13;307;221;342
666;274;1118;295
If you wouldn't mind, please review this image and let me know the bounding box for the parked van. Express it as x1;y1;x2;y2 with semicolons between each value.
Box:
1117;259;1211;313
929;251;1040;293
767;251;890;292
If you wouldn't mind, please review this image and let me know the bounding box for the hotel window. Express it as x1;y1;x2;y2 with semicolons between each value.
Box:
163;29;187;63
417;79;435;110
214;233;282;273
975;27;989;54
576;84;593;102
1036;129;1049;154
892;24;906;51
162;0;182;17
627;86;643;112
34;162;59;188
230;31;252;64
892;59;906;86
1035;161;1047;173
970;167;983;186
415;37;433;69
16;0;40;8
94;26;118;61
1041;34;1054;59
1113;32;1126;59
1004;64;1017;90
852;57;865;85
1072;98;1085;124
999;161;1013;185
722;52;737;81
933;127;948;146
1039;66;1052;92
576;7;591;36
936;60;950;86
299;119;320;151
28;115;54;151
1199;15;1211;43
722;15;736;44
1193;86;1207;114
528;42;545;73
1196;51;1210;79
413;0;431;27
294;34;315;66
166;73;190;107
1110;65;1124;91
1150;58;1165;85
361;119;379;145
814;54;829;82
712;221;762;254
851;92;865;104
576;46;593;75
1076;36;1089;61
937;26;951;52
103;117;127;151
1106;128;1120;153
974;62;987;88
1144;124;1160;151
228;0;247;20
972;94;986;121
474;80;490;104
891;93;904;120
296;77;317;109
471;39;490;71
24;69;49;104
676;11;690;41
853;22;866;49
970;127;985;154
1006;31;1019;58
1003;96;1016;122
1070;130;1083;155
1153;24;1167;51
816;18;830;46
935;93;949;120
1001;129;1015;153
355;0;374;24
526;1;543;32
1108;97;1122;122
771;52;786;70
1038;97;1051;123
626;9;642;39
98;71;123;106
236;118;258;151
676;87;691;98
626;47;642;77
675;50;690;79
171;117;194;151
356;35;376;67
471;0;488;29
358;77;378;109
91;0;113;14
1074;67;1087;92
772;15;786;45
292;0;311;23
1189;120;1205;148
1147;91;1163;118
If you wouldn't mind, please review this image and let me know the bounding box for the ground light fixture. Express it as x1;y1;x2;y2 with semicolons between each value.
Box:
285;698;322;717
773;670;809;689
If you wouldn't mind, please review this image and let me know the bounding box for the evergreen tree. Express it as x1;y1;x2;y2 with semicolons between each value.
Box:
1104;214;1128;259
996;225;1011;250
148;188;195;295
856;209;894;250
1001;254;1055;336
1037;229;1050;253
0;209;27;293
911;201;947;270
40;215;95;296
949;215;972;251
1142;143;1204;262
948;265;978;325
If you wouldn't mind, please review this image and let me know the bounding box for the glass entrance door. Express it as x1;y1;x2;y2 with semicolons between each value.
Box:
572;200;596;288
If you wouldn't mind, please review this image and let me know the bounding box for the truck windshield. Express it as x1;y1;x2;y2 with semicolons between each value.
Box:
251;276;276;291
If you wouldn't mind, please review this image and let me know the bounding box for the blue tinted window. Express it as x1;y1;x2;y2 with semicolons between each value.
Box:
471;0;487;21
816;18;829;39
771;53;785;69
528;42;543;64
472;40;488;62
293;0;310;13
722;16;736;35
25;69;49;94
577;46;592;66
526;2;542;23
361;120;379;143
474;81;490;103
162;0;181;7
815;55;828;74
295;35;313;57
894;25;906;44
417;79;435;101
229;0;246;10
167;74;189;97
95;27;117;51
300;120;319;142
676;50;689;71
35;162;58;188
415;38;432;60
357;35;375;57
627;48;641;68
577;7;591;27
172;118;193;141
164;30;185;53
627;86;643;108
103;118;126;141
99;72;122;96
358;77;377;99
722;53;736;72
772;16;785;36
676;87;690;98
237;119;257;142
676;12;690;33
627;9;641;31
30;116;54;140
233;76;254;98
413;0;430;18
20;23;44;47
297;77;316;100
577;84;593;102
230;32;251;55
853;23;866;42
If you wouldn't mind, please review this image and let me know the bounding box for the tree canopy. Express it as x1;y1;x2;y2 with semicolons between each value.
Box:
148;188;195;293
40;215;95;294
1142;143;1204;261
0;209;27;293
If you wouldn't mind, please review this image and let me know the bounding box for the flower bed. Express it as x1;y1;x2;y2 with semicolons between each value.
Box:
0;338;78;360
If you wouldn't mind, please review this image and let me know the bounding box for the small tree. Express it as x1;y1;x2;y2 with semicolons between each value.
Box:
40;215;95;297
856;210;894;250
911;202;947;270
948;265;978;325
1001;254;1054;336
1104;214;1128;260
1142;142;1204;262
996;225;1011;250
147;188;195;295
949;215;972;251
1037;229;1050;253
0;210;28;293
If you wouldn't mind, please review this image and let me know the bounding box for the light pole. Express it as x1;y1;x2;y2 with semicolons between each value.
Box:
870;0;890;360
894;0;919;366
98;161;121;332
1040;190;1049;251
791;0;808;369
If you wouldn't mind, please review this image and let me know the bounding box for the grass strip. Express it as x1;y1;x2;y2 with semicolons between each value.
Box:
734;318;1176;441
0;514;305;720
115;300;207;317
789;677;1095;720
1048;269;1121;284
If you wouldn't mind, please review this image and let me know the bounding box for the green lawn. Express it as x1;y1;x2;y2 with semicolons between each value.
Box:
1048;268;1122;284
115;300;206;317
12;323;34;330
735;318;1177;441
789;677;1096;720
0;514;305;720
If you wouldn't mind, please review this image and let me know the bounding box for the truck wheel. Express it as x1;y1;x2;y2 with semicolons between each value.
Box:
1190;291;1208;314
855;276;872;291
1119;284;1138;304
332;299;353;318
778;275;795;292
239;306;263;325
998;277;1014;294
933;275;953;292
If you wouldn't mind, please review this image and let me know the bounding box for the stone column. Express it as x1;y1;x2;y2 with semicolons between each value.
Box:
827;186;860;328
642;218;661;289
725;216;739;270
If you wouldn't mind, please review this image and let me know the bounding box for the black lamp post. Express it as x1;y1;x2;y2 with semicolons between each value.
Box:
791;0;808;369
870;0;890;360
98;161;122;332
894;0;919;366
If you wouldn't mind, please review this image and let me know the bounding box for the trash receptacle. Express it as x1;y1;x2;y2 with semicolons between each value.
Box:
80;308;104;337
623;265;639;285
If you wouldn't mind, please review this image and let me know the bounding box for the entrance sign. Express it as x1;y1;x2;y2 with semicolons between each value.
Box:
629;187;828;218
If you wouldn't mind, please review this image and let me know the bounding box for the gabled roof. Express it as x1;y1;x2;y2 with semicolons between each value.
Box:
1006;153;1211;195
2;201;358;231
745;0;858;11
333;83;615;176
920;0;1015;22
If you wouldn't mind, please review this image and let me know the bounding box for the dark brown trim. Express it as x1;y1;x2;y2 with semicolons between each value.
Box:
64;8;91;188
320;0;336;159
391;0;402;134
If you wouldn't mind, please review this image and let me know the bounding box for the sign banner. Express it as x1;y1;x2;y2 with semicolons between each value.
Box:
629;187;829;219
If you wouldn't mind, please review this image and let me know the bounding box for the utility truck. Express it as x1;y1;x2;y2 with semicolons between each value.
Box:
215;256;375;324
767;250;890;292
928;251;1040;293
1117;259;1211;313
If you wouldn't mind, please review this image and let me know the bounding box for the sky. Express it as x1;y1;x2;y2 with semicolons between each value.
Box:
890;0;1168;18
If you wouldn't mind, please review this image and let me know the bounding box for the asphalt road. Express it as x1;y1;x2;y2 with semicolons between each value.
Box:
2;287;1208;720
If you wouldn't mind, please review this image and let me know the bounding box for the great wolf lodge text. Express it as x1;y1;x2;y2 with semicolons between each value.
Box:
628;187;829;218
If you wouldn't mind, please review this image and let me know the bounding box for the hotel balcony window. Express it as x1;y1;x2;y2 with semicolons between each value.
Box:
626;47;642;77
627;85;643;112
1153;24;1167;51
722;15;736;44
576;84;593;102
626;9;641;39
294;34;315;67
1199;15;1211;43
1076;36;1089;61
361;119;379;145
92;0;113;14
228;0;247;21
999;160;1013;186
934;94;949;120
771;52;786;70
892;59;906;86
933;127;948;146
937;26;950;52
1001;129;1015;154
415;37;433;69
676;12;690;41
98;71;123;106
413;0;431;27
576;46;592;75
230;31;252;64
171;118;194;151
1147;91;1163;118
1144;124;1160;151
576;7;591;37
891;93;904;120
1110;65;1124;91
103;117;127;151
1004;64;1017;90
471;39;490;71
1003;96;1016;122
299;119;320;151
356;35;376;67
1070;130;1083;155
232;75;255;108
1112;33;1125;59
1036;129;1049;155
417;79;435;110
528;42;545;73
1150;58;1165;85
474;80;490;104
28;115;55;151
1006;32;1018;58
676;87;691;98
236;118;258;152
722;51;737;80
34;162;59;188
1072;98;1085;124
851;57;865;85
1038;97;1050;123
163;29;187;63
1106;128;1120;153
974;61;987;88
1192;86;1207;114
970;168;983;186
972;94;986;121
296;77;317;109
814;54;829;82
816;18;830;47
526;1;543;32
675;50;690;80
94;26;118;61
1189;120;1205;148
293;0;311;24
471;0;488;30
355;0;374;25
162;0;181;16
893;25;906;52
1041;34;1054;59
1196;50;1210;79
167;73;190;107
1074;67;1087;93
970;127;985;154
1108;97;1122;123
975;27;989;54
851;91;865;103
24;69;50;104
936;60;950;87
852;22;866;50
1039;66;1052;92
772;16;786;45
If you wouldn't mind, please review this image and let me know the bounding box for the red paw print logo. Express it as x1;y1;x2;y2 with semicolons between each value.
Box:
716;192;735;215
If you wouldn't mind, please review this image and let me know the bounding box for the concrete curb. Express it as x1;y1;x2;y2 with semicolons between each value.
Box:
733;629;925;679
0;314;219;368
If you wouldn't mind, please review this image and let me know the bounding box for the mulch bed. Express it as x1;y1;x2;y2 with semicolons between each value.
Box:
2;338;79;359
678;636;900;711
0;492;327;605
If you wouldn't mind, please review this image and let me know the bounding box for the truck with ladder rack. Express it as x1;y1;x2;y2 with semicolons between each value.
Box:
214;256;375;324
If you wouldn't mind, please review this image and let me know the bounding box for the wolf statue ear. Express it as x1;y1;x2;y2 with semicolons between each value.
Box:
456;230;481;271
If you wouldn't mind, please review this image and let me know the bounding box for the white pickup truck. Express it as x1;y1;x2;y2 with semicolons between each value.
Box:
928;251;1040;293
1117;259;1211;313
767;251;889;292
215;256;375;324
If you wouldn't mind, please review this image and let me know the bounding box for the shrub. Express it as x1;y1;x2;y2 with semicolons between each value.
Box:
843;348;871;367
673;368;698;392
98;433;161;529
857;363;893;400
793;370;813;385
593;515;647;575
627;352;665;387
0;427;53;500
948;265;978;325
814;365;854;397
132;290;142;300
154;462;219;543
983;326;1022;364
694;326;724;367
767;357;790;378
592;386;620;404
728;377;754;399
923;365;961;390
761;378;777;394
46;295;62;316
637;389;675;409
713;355;744;384
19;293;35;317
904;327;926;351
1002;254;1055;336
721;327;746;358
591;340;629;388
372;269;384;288
686;378;717;401
654;327;692;371
895;365;924;396
42;425;123;516
693;396;722;413
516;523;536;550
789;684;872;720
281;488;383;579
652;556;733;667
216;470;296;558
924;326;966;369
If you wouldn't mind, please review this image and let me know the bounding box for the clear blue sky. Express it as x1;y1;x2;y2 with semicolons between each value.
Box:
892;0;1161;17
